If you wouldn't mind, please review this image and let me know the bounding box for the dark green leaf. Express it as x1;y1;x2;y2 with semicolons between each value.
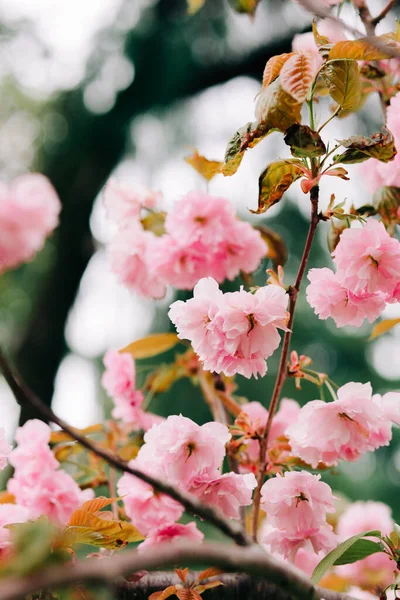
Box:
335;127;397;164
284;124;326;158
333;539;383;566
252;160;303;214
312;530;382;584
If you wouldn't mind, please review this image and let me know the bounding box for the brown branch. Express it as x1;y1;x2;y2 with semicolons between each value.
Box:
251;185;320;541
0;541;358;600
0;349;250;547
371;0;398;26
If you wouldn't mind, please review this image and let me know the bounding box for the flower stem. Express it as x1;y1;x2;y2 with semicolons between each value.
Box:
251;185;320;541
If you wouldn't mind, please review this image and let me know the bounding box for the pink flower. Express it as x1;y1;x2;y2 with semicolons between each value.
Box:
102;350;145;423
189;472;257;519
117;464;184;535
260;471;337;560
377;391;400;425
347;588;378;600
0;504;29;557
138;522;204;553
138;415;231;487
286;382;393;468
292;19;345;68
108;224;166;299
0;174;61;274
169;278;289;379
9;420;58;473
306;268;386;328
0;429;12;471
216;220;267;281
103;180;160;225
337;502;395;588
333;220;400;296
152;236;210;290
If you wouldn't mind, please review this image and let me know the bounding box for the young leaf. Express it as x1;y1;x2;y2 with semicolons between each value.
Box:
312;20;330;46
119;333;180;359
141;211;166;236
65;510;144;549
280;53;316;103
184;150;223;181
369;318;400;341
0;491;15;504
372;186;400;225
253;224;288;267
253;160;304;214
329;37;400;61
262;53;296;88
223;121;270;176
311;530;382;584
198;567;225;581
255;78;302;132
78;497;120;513
187;0;205;14
335;128;396;164
228;0;261;15
322;60;361;111
332;539;383;566
284;124;326;158
149;586;178;600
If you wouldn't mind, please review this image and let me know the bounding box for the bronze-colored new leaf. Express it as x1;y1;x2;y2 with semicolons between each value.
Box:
149;586;178;600
284;124;326;158
65;509;143;549
222;121;270;176
335;128;397;164
141;211;166;236
280;53;315;103
253;160;304;214
78;496;120;513
372;186;400;226
369;318;400;341
186;0;206;14
329;37;400;61
322;60;361;111
184;150;223;181
312;20;331;47
262;53;295;88
120;333;180;359
253;224;288;267
255;78;302;132
228;0;261;15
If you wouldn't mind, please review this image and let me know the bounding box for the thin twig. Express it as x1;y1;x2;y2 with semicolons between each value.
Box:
371;0;398;27
0;349;250;547
251;185;320;541
0;541;358;600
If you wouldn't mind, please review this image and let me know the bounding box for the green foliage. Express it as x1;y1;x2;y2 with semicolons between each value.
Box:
253;160;303;214
284;124;326;158
334;128;397;164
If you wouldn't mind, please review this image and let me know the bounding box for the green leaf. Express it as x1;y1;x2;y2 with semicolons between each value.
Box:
252;160;303;214
329;37;400;61
228;0;261;15
322;59;362;111
253;224;288;267
284;124;326;158
333;539;383;566
335;128;397;164
369;318;400;341
120;333;180;359
222;121;270;176
372;186;400;226
311;530;382;584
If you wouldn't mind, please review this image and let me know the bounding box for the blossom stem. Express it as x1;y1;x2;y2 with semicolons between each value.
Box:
251;185;320;541
0;348;251;547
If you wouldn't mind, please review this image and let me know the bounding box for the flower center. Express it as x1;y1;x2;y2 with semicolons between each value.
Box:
295;492;309;507
194;216;207;223
247;313;257;334
368;255;379;269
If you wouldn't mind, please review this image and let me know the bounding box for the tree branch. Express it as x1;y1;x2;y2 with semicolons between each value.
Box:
0;348;250;547
371;0;398;26
0;541;357;600
251;185;320;541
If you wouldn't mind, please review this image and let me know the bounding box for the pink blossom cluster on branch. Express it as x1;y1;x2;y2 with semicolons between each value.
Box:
307;220;400;327
105;182;267;298
0;174;61;274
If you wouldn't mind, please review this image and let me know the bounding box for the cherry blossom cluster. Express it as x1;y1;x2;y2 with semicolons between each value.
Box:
307;219;400;327
0;174;61;274
105;182;267;298
6;420;93;525
102;349;163;430
117;414;256;550
169;277;289;378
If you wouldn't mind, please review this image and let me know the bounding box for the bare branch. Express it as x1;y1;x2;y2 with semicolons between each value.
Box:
0;349;250;547
371;0;398;27
0;541;358;600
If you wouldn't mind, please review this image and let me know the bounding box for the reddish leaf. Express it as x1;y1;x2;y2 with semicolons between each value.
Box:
262;53;295;88
149;587;178;600
198;567;225;581
175;568;189;585
280;54;316;103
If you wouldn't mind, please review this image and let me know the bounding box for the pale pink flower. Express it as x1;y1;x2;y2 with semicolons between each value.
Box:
286;382;393;468
138;522;204;553
189;472;257;519
337;502;395;588
377;391;400;425
333;220;400;296
117;464;184;535
138;415;231;487
108;224;166;299
0;174;61;274
102;350;145;423
260;471;337;560
0;504;29;557
9;420;58;473
293;548;324;577
103;180;160;225
152;236;210;290
169;278;289;379
306;267;386;327
0;429;12;471
216;220;267;281
347;588;378;600
292;18;345;59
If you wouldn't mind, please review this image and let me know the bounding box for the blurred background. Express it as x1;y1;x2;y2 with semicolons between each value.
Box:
0;0;399;517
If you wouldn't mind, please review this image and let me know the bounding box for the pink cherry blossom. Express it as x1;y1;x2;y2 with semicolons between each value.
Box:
102;350;145;423
347;588;379;600
333;220;400;296
219;220;267;280
9;420;58;473
189;472;257;519
0;504;29;557
306;267;386;327
260;471;337;560
103;180;160;225
117;464;184;535
337;502;395;588
286;382;393;468
138;522;204;553
377;391;400;425
152;236;210;290
0;173;61;274
169;278;289;379
138;415;231;487
0;429;12;471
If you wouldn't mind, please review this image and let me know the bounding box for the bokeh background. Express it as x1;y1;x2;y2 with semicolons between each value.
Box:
0;0;399;518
